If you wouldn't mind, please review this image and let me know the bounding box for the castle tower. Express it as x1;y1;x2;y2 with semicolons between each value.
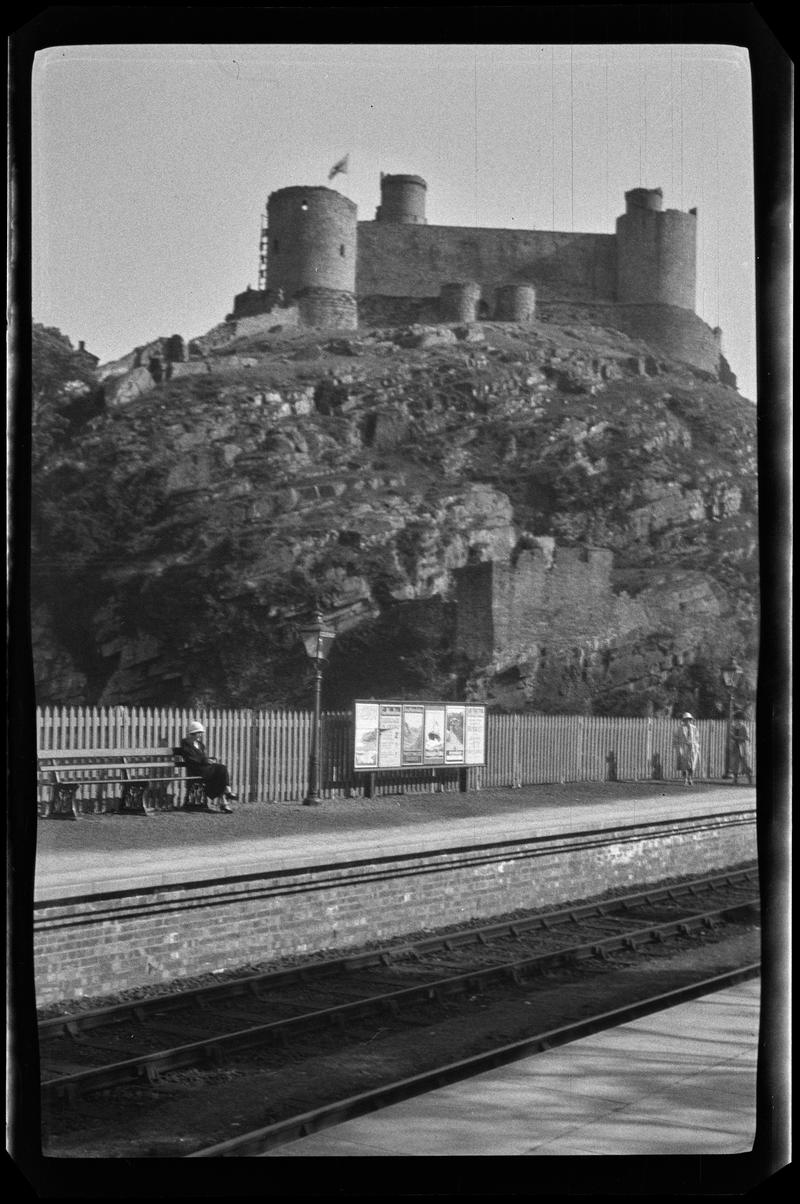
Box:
375;174;427;224
615;188;697;311
265;186;358;329
493;284;537;322
266;186;357;300
439;282;481;322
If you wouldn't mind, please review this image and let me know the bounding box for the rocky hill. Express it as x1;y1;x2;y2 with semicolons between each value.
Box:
30;315;758;716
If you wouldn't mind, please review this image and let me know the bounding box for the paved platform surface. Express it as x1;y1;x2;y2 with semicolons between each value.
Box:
34;784;756;900
265;978;760;1157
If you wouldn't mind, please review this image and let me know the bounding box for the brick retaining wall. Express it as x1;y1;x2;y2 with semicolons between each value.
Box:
34;811;756;1005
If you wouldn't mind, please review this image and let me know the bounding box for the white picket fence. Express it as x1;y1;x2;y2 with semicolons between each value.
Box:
36;706;754;805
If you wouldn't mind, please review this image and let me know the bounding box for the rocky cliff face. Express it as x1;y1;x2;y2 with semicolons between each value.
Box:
31;315;758;716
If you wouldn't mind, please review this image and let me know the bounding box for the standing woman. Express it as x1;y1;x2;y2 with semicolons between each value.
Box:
180;720;238;811
673;712;701;787
729;711;753;785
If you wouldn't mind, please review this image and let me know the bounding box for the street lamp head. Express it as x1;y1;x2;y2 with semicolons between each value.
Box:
720;657;744;692
299;610;337;663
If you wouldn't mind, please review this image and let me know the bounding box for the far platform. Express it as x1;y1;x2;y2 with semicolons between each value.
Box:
34;781;756;902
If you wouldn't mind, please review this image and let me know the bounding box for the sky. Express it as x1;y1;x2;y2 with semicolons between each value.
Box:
31;43;757;399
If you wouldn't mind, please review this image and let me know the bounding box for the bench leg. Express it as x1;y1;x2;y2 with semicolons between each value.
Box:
91;790;108;815
183;780;213;811
119;783;154;816
149;783;172;811
51;784;80;820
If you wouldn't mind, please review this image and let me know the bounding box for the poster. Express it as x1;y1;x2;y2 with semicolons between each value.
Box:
464;705;486;765
401;704;424;765
423;706;446;764
354;700;486;771
445;705;466;762
353;702;380;768
378;704;402;768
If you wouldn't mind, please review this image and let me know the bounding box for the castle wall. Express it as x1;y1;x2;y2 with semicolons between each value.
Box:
611;304;720;375
97;336;185;382
235;307;300;337
455;545;624;670
532;300;722;377
356;223;617;304
491;546;621;661
231;288;272;319
453;560;496;663
358;295;440;327
454;545;728;677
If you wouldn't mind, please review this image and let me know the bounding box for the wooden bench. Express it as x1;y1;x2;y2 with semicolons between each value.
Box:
36;748;204;820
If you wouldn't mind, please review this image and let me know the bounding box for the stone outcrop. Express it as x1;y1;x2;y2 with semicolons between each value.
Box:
32;315;758;714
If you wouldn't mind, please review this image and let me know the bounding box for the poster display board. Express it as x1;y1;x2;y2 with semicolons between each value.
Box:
354;700;486;772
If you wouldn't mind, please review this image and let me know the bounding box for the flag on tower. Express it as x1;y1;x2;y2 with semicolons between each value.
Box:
328;154;349;181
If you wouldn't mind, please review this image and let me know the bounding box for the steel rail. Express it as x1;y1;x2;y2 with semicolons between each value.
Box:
40;894;758;1102
186;963;761;1158
39;865;757;1039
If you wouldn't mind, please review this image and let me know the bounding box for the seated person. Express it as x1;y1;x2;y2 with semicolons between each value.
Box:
180;721;238;811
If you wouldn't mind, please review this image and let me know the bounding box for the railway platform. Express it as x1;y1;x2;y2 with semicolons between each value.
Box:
263;977;761;1157
34;781;756;900
31;781;759;1007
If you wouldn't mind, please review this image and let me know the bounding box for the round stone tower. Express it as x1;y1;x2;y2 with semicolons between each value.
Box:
375;174;427;224
616;187;697;310
493;283;537;322
266;186;357;301
439;282;481;323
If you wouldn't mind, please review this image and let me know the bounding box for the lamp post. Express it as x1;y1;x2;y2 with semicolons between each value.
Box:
720;657;743;779
299;610;337;806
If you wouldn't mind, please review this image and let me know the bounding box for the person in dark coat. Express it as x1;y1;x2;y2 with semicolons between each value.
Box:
180;721;237;811
729;711;753;785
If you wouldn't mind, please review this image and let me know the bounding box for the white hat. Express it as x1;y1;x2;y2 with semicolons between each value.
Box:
681;712;693;720
188;720;204;734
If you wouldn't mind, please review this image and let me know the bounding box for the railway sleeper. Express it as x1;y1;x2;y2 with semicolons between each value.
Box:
143;1063;162;1086
202;1043;224;1067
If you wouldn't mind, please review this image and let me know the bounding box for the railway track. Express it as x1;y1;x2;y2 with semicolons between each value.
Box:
188;963;761;1157
41;867;758;1115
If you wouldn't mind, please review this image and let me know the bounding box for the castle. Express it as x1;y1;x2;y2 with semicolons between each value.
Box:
96;173;734;388
215;174;732;383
